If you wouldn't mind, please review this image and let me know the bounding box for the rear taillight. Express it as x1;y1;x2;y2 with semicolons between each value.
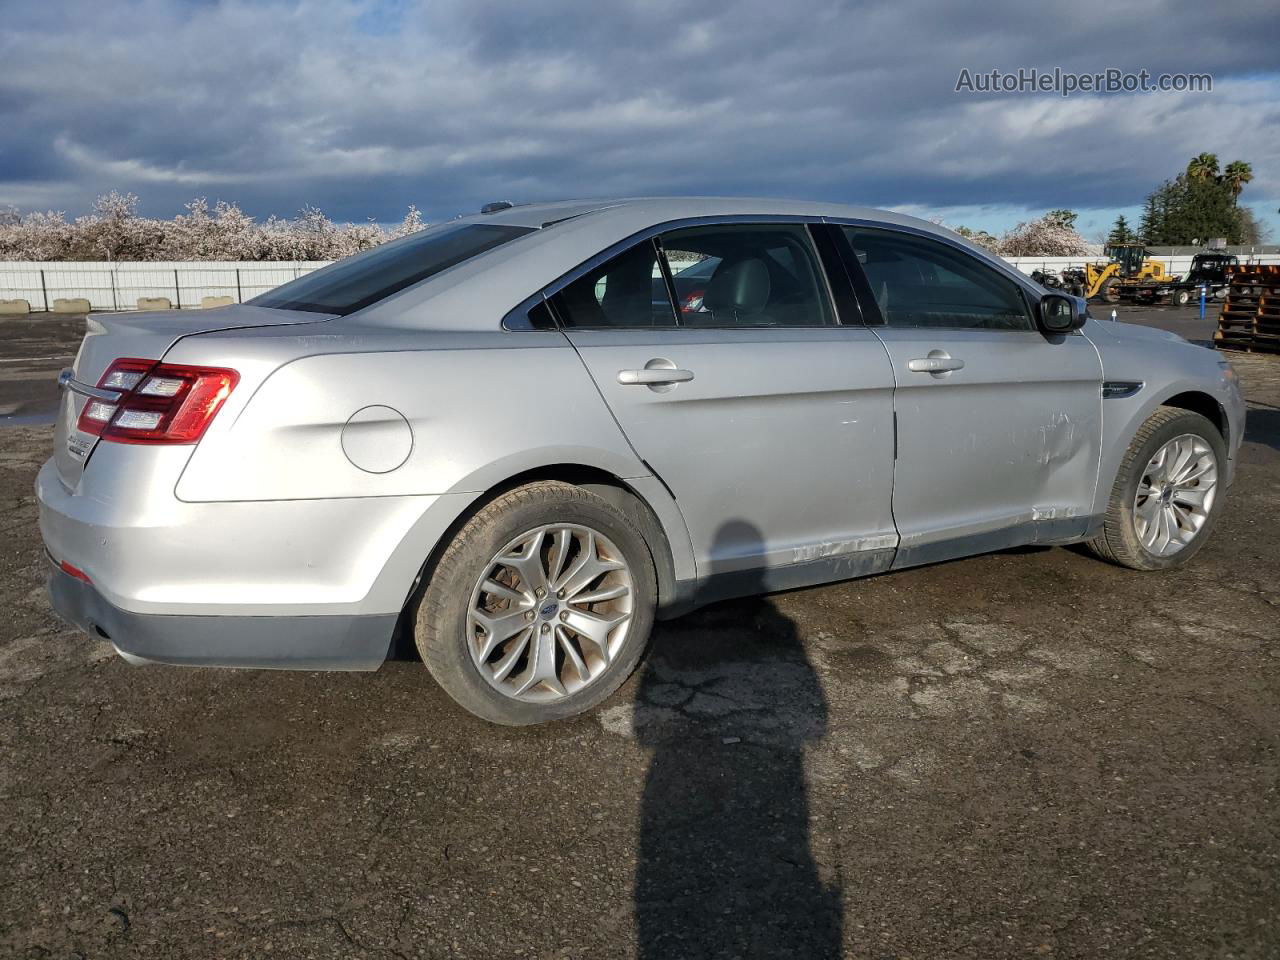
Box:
77;357;239;444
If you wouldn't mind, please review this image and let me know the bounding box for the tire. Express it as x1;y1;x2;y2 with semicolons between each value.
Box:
1098;278;1119;303
413;480;657;725
1085;407;1227;571
1173;289;1191;306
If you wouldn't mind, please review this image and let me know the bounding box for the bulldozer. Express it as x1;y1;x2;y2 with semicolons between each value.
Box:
1060;244;1174;302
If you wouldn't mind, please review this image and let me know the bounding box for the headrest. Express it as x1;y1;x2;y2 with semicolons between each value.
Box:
703;258;770;315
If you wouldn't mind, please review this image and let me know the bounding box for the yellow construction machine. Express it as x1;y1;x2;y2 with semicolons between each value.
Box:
1060;244;1174;302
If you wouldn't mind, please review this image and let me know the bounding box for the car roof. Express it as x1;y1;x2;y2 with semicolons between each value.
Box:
468;196;943;233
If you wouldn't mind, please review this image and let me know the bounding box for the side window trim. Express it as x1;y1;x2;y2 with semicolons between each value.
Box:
654;222;837;329
809;223;868;326
826;224;884;325
509;215;1038;333
541;215;822;303
823;216;1041;306
550;237;677;330
501;290;561;331
832;223;1037;333
505;216;821;331
651;236;684;327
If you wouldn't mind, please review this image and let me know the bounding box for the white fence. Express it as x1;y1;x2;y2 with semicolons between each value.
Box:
3;254;1280;312
0;261;332;312
1006;254;1280;276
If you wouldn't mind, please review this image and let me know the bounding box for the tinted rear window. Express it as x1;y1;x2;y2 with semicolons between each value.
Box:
252;222;534;315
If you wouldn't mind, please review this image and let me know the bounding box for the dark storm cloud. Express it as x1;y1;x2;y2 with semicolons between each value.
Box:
1;0;1277;228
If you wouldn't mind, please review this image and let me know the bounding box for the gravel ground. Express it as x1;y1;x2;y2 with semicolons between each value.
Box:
0;308;1277;959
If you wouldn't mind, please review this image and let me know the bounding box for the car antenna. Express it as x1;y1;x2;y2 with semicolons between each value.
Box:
480;201;515;214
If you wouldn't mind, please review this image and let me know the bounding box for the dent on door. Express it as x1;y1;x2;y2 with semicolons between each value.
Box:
885;335;1103;567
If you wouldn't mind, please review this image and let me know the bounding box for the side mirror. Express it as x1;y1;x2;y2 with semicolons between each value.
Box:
1038;293;1086;334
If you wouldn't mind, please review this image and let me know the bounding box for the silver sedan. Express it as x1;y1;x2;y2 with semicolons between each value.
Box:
39;198;1246;724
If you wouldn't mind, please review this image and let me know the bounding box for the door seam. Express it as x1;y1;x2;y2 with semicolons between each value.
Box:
867;325;903;561
558;331;699;579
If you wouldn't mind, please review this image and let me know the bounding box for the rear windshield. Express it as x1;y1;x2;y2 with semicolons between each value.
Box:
252;222;535;315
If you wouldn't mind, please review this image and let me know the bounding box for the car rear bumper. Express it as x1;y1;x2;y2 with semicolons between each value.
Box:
48;562;396;670
35;455;445;618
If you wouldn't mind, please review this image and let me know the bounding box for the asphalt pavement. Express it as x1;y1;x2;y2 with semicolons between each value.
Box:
1;305;1277;959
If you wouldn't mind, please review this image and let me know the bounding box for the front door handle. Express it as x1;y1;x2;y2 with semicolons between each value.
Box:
617;368;694;385
907;354;965;374
617;358;695;389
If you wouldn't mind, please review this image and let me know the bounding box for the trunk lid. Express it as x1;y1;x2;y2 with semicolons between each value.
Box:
53;305;334;488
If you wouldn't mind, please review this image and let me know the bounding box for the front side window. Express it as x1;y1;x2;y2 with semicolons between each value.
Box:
843;227;1033;331
659;224;834;327
552;240;676;329
253;222;534;315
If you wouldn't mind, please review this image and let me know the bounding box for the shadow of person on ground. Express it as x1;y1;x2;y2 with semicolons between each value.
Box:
634;520;841;959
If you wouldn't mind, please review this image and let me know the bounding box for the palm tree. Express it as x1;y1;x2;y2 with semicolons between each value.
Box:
1223;160;1253;205
1187;152;1220;182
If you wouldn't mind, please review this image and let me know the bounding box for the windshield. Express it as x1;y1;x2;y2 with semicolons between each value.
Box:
252;222;535;315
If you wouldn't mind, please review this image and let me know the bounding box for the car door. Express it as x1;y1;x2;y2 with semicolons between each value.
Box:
552;222;898;590
835;224;1103;567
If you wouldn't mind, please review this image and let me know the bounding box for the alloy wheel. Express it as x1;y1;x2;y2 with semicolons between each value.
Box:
466;524;634;702
1133;433;1219;557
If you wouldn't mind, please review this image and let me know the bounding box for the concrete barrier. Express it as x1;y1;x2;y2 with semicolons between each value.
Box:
137;296;173;311
200;295;235;309
52;298;92;314
0;298;31;315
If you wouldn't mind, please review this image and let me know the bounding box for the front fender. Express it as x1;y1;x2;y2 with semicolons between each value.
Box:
1091;375;1242;516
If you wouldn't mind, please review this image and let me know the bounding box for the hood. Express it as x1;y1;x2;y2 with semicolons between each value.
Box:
1084;317;1189;347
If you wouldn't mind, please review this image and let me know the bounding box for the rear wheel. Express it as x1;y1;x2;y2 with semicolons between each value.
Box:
414;481;656;725
1085;408;1226;571
1172;288;1191;306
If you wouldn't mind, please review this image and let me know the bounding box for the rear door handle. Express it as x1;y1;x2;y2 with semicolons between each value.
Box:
907;356;965;373
617;367;695;386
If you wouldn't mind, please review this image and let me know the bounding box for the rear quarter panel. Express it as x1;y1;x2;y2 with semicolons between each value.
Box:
170;330;646;502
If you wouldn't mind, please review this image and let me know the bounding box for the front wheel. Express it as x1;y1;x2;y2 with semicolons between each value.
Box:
414;481;657;725
1085;407;1226;570
1172;289;1191;306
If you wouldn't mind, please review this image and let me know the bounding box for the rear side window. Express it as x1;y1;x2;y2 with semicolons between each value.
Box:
843;227;1032;331
660;224;834;327
252;222;534;315
552;240;676;329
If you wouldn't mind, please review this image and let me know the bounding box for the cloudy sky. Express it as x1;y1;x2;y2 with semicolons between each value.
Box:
2;0;1278;241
